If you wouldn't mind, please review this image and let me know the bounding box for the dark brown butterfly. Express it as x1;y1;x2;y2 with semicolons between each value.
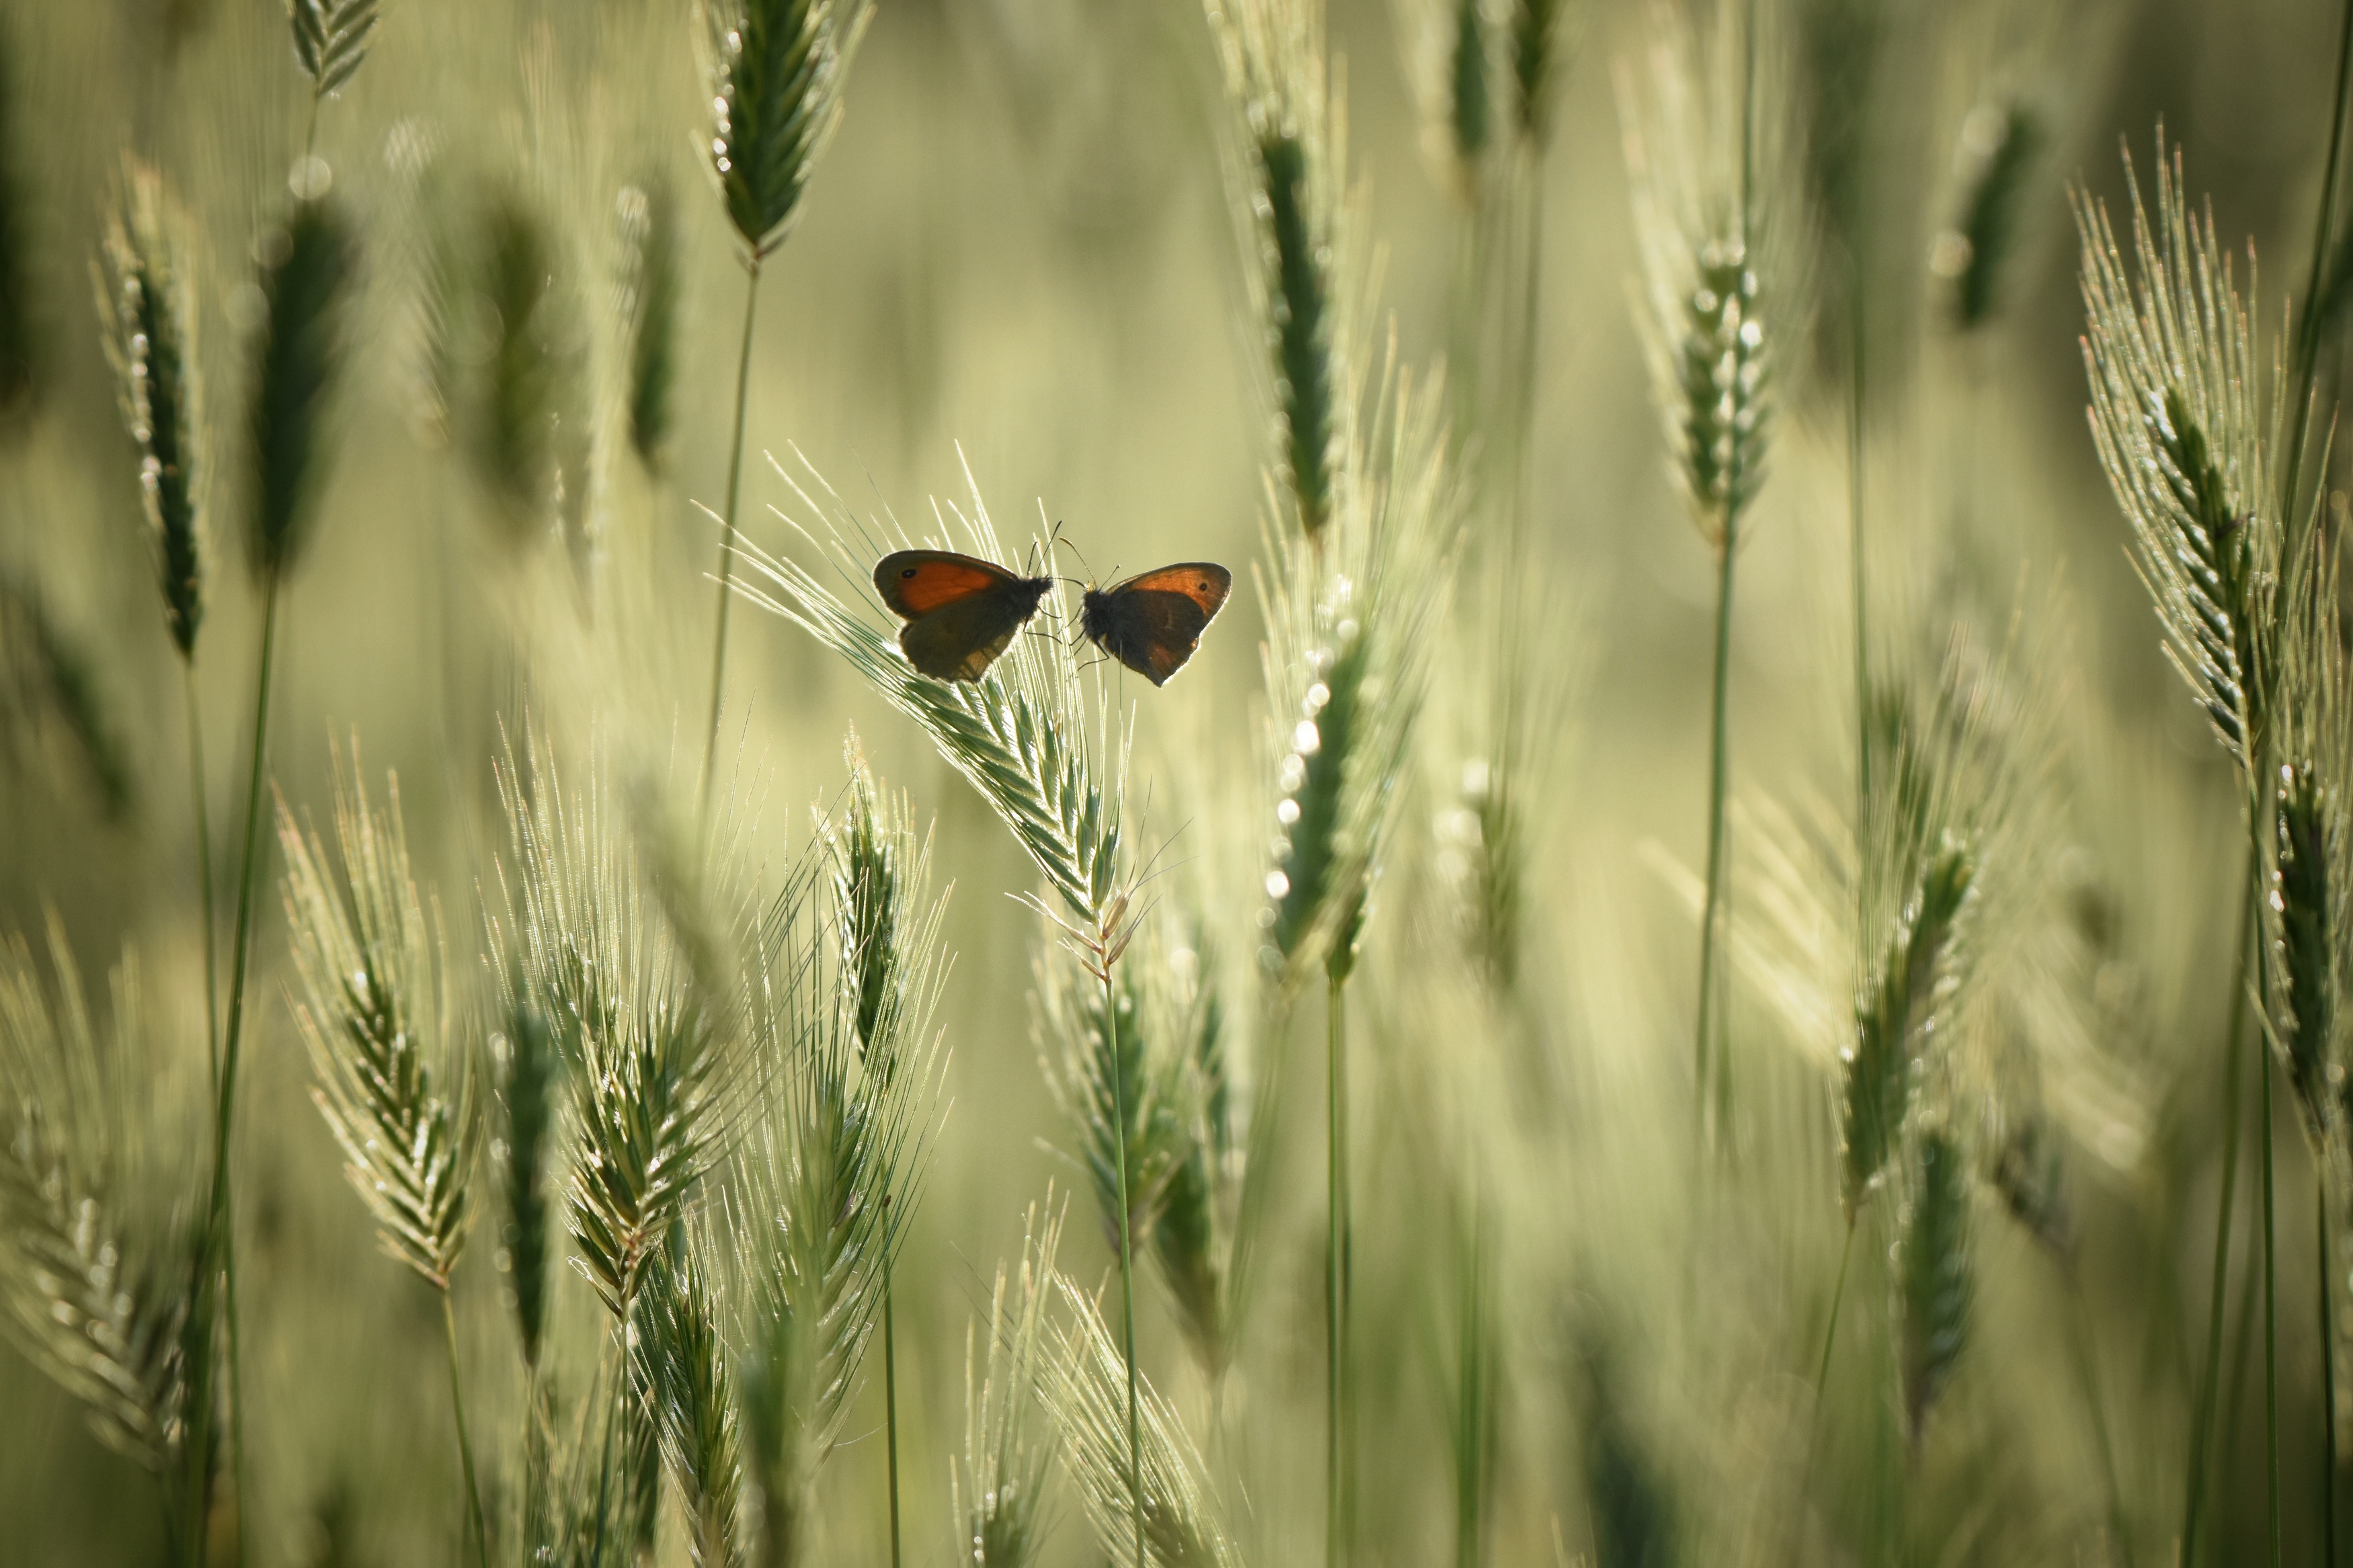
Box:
874;550;1054;682
1079;563;1233;686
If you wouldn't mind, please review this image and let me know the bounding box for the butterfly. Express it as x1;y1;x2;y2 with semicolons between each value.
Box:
1079;563;1234;686
873;550;1055;682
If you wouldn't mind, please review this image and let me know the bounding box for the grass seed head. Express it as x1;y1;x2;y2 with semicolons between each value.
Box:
0;925;196;1478
246;194;358;583
705;0;876;262
1261;130;1338;536
1039;937;1180;1259
488;730;743;1322
2077;136;2282;769
634;1238;746;1567
1899;1127;1974;1455
616;179;683;474
1842;838;1975;1220
1149;923;1237;1378
278;759;480;1290
495;999;556;1368
288;0;383;101
1258;355;1463;987
1622;6;1777;546
457;190;586;548
830;738;914;1064
1207;0;1349;540
0;573;137;823
721;829;941;1552
1045;1270;1243;1568
96;157;208;662
1510;0;1568;145
1940;99;2043;332
2264;531;2353;1146
1794;0;1882;283
953;1195;1067;1568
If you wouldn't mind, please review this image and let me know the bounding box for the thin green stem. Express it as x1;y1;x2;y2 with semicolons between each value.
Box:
1328;969;1355;1568
884;1269;902;1568
2321;1173;2340;1568
591;1320;625;1567
1453;1185;1486;1568
2183;858;2258;1568
2065;1263;2136;1568
442;1291;490;1568
2225;1177;2268;1548
1510;142;1544;583
2288;0;2353;528
1782;1221;1857;1562
225;1258;246;1568
701;260;763;816
1103;960;1145;1568
2264;1024;2282;1567
190;571;282;1563
1849;276;1870;839
1814;1223;1855;1403
182;661;219;1086
1448;192;1485;461
1691;521;1738;1145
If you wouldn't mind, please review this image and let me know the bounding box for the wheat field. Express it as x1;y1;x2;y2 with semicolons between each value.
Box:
3;1;2352;1565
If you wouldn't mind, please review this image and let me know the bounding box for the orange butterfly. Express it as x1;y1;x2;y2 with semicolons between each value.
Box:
1080;563;1233;686
873;550;1053;682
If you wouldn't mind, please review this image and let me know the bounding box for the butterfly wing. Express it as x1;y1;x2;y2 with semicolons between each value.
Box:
874;550;1018;617
873;550;1051;682
1088;563;1233;686
897;589;1041;682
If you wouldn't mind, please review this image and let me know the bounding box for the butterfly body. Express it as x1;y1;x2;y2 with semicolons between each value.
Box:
1080;563;1233;686
874;550;1054;682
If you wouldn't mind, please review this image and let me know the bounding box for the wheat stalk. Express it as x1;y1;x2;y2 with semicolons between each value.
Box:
278;753;493;1557
1621;1;1780;1140
823;738;944;1568
698;0;877;803
951;1194;1068;1568
724;813;942;1567
192;184;362;1556
94;152;221;1087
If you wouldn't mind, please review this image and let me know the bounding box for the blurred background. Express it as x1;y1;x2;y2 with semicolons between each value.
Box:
6;0;2353;1561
